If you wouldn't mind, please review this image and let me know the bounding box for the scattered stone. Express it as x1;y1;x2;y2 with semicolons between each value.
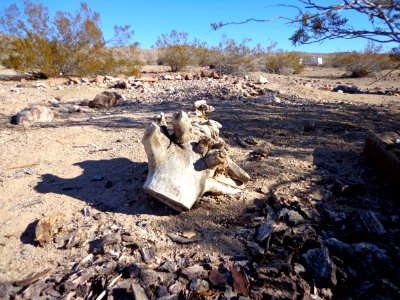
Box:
302;248;337;287
257;76;269;84
256;220;275;243
140;247;155;263
111;81;127;89
287;210;305;225
248;149;269;161
181;265;208;280
169;281;185;295
189;279;209;291
131;282;149;300
359;211;386;235
209;268;227;286
23;167;36;175
91;175;104;181
158;261;177;273
256;220;288;243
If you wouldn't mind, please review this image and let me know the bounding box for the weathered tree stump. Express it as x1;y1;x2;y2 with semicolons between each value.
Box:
142;100;250;211
364;130;400;188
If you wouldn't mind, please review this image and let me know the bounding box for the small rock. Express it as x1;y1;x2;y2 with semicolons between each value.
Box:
131;283;149;300
91;175;104;181
181;230;196;239
23;167;36;175
189;279;209;292
209;268;227;286
359;211;386;235
302;247;337;287
156;285;169;298
294;263;306;274
287;210;305;225
105;180;113;188
158;260;177;273
168;281;185;295
162;74;174;80
256;220;275;243
20;247;31;256
181;265;208;280
140;247;155;263
81;207;90;217
140;269;163;286
257;76;269;84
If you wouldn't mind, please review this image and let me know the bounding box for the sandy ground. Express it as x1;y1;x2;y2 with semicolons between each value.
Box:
0;66;399;297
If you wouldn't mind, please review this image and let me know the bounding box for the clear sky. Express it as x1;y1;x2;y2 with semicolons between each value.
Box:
0;0;397;53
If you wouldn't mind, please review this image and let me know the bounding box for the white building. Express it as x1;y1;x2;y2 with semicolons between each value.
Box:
300;57;323;66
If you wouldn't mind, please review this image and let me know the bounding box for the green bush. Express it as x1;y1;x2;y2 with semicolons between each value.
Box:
210;36;261;75
0;2;140;77
158;44;193;72
329;42;392;77
264;52;304;75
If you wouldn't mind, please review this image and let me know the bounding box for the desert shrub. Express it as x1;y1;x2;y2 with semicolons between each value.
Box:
155;30;195;71
329;42;392;77
192;46;220;68
210;36;261;75
389;47;400;62
264;51;304;75
159;44;194;72
0;2;140;77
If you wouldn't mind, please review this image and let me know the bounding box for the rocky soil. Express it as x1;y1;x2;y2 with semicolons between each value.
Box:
0;66;399;299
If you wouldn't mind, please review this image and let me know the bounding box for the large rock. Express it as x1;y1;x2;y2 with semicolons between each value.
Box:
11;105;54;126
88;91;125;108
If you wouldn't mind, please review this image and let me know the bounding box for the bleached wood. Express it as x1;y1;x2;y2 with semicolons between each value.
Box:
142;102;250;211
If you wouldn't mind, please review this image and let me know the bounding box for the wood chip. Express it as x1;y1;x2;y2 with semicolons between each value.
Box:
229;264;249;297
167;233;197;244
15;267;53;286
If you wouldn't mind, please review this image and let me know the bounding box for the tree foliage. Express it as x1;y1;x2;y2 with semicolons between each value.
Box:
288;0;400;46
0;1;140;76
211;1;400;48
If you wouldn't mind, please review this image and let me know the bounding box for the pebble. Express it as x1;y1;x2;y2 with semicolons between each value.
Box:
189;279;209;291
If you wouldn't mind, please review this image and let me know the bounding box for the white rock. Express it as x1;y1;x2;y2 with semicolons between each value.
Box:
257;76;269;84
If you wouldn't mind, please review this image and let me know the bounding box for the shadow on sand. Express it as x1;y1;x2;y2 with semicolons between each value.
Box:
35;158;177;217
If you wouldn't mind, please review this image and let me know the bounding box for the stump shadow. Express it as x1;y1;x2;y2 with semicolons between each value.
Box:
20;220;39;245
35;158;177;216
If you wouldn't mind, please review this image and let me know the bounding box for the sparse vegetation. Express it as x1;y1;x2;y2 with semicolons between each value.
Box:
0;1;141;77
154;30;195;71
329;42;392;77
154;32;265;75
264;51;304;75
210;36;262;75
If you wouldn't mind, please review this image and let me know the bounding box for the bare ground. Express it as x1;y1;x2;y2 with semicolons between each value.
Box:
0;66;399;299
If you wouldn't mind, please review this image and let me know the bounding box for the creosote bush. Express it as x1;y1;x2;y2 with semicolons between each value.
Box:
329;42;393;77
210;36;262;75
264;52;304;75
0;1;141;77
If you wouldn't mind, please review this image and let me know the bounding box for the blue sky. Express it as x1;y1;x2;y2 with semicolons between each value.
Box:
0;0;396;53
